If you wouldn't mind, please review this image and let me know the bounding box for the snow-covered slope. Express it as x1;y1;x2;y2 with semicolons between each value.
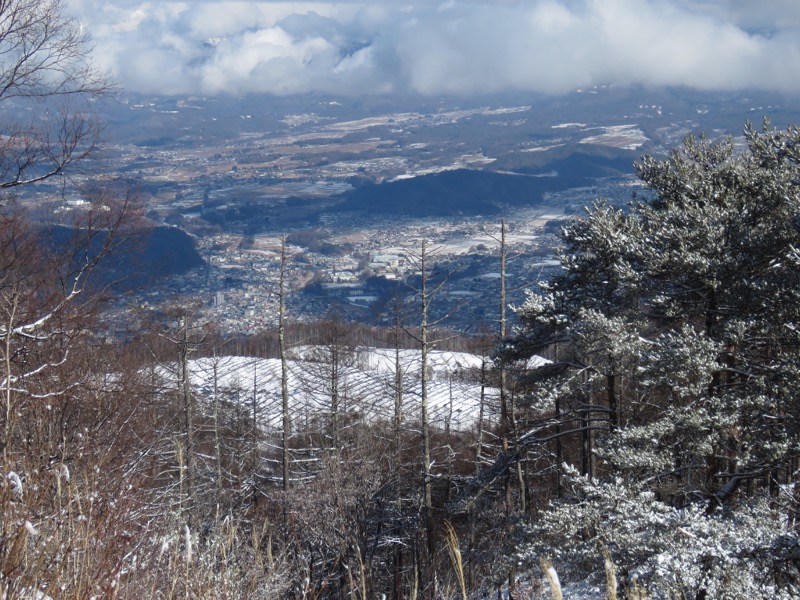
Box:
172;347;508;433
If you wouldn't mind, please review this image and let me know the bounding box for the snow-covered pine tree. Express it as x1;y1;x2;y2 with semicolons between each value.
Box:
497;199;644;493
505;121;800;597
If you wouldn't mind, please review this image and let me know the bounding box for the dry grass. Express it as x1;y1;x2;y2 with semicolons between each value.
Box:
599;542;618;600
444;520;467;600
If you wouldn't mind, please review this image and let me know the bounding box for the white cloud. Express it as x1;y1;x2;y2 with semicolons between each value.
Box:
68;0;800;96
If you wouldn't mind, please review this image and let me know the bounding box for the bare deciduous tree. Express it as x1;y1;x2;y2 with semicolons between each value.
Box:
0;0;113;190
0;190;138;465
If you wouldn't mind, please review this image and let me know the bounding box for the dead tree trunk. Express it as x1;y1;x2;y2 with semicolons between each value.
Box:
279;236;291;493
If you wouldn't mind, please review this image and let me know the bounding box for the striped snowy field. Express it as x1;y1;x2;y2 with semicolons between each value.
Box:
174;348;510;433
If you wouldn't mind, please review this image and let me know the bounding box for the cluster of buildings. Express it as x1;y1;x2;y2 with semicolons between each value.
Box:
130;208;566;334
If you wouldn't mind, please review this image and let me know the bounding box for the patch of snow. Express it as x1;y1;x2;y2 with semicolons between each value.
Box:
579;124;648;150
6;471;22;499
24;520;38;536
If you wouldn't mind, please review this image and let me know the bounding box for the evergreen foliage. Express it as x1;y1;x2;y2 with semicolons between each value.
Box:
504;121;800;597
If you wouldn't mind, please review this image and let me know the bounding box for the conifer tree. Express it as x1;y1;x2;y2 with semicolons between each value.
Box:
506;122;800;597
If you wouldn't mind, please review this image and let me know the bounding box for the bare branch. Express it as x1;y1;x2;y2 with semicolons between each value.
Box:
0;0;112;189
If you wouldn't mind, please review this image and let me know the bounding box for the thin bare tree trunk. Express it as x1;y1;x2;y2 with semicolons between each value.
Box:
420;240;432;514
330;334;340;452
252;361;259;502
392;307;405;600
1;291;19;468
179;316;195;516
498;219;526;514
279;236;291;492
475;354;486;474
395;350;403;448
417;239;437;599
212;354;222;520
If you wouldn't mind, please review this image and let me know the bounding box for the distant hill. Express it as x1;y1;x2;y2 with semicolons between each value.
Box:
44;224;205;290
330;150;636;217
129;226;206;281
494;145;638;179
329;169;555;217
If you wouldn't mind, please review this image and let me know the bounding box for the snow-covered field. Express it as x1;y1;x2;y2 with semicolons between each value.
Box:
579;124;648;150
172;347;516;433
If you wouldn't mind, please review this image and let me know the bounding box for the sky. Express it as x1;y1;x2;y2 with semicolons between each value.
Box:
67;0;800;97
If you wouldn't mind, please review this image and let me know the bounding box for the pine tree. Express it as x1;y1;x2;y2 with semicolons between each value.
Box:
506;121;800;597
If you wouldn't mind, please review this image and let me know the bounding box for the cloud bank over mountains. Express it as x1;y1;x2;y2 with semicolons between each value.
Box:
69;0;800;97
